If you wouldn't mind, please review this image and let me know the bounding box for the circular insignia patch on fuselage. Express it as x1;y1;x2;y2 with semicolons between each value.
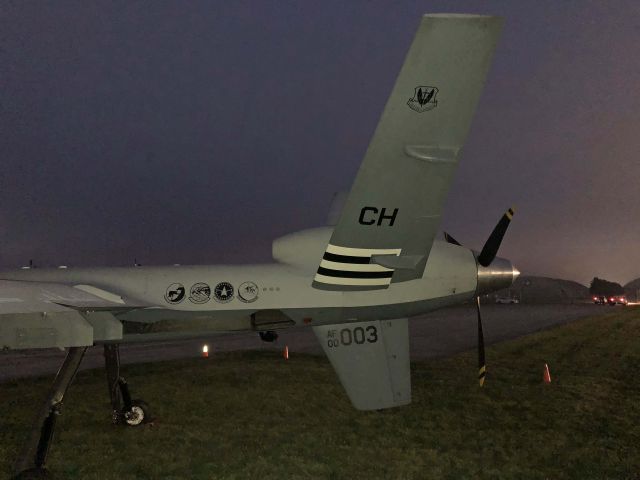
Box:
213;282;234;303
238;281;259;303
165;283;186;304
189;283;211;304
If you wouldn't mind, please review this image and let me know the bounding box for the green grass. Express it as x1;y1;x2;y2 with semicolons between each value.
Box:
2;308;640;479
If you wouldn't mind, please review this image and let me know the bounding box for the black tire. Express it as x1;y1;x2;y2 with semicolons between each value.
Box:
123;399;151;426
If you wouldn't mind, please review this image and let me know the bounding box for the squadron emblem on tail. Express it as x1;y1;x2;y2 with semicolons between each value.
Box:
407;86;438;112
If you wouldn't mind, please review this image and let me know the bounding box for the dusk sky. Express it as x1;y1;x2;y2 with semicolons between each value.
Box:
2;1;639;285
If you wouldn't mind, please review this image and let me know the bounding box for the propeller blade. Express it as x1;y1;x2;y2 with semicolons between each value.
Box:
443;231;462;246
477;206;515;267
476;296;486;387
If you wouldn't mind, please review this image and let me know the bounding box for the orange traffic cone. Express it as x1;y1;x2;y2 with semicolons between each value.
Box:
543;363;551;384
202;344;209;358
283;345;289;360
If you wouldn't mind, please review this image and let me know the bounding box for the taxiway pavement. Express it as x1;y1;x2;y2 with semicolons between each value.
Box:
0;303;607;382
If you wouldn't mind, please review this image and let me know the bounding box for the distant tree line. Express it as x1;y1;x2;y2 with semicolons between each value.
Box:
589;277;624;296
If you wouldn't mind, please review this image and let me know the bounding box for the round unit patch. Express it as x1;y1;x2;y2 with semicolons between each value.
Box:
189;283;211;304
213;282;234;303
165;283;186;304
238;281;259;303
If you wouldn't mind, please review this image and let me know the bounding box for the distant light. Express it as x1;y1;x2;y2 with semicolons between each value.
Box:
202;344;208;353
20;266;30;270
58;265;68;269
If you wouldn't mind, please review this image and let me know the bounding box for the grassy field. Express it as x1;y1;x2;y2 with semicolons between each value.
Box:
1;308;640;479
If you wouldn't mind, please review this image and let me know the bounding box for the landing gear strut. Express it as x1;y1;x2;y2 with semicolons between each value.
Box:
103;344;151;426
13;346;87;479
12;344;151;479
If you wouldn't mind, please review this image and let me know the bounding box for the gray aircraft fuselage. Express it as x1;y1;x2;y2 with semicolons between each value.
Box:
0;238;516;342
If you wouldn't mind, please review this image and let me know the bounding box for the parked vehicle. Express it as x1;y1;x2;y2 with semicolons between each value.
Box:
593;295;606;305
608;295;628;306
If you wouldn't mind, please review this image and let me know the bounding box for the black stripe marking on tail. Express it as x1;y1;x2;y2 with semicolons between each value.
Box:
322;252;371;264
316;267;393;279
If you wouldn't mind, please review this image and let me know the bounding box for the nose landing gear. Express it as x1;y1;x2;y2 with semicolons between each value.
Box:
104;344;152;426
